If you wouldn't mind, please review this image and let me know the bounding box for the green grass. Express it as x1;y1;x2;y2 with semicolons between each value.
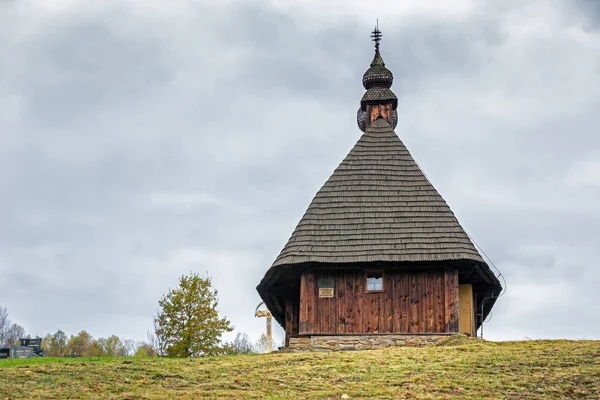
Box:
1;338;599;399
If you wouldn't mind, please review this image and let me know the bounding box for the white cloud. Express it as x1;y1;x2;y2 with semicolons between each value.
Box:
270;0;477;22
564;160;600;187
150;191;223;212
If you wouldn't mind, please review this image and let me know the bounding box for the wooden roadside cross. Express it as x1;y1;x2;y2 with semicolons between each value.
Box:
255;302;273;353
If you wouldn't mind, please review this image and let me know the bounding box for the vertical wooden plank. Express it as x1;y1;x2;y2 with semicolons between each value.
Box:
327;272;337;333
348;271;361;333
434;271;444;333
418;272;425;333
443;268;451;332
285;299;292;347
307;271;316;333
444;267;459;333
451;269;459;333
292;297;299;338
317;272;323;334
364;283;372;334
424;272;430;332
330;271;337;334
426;272;435;333
418;272;426;333
380;287;386;333
345;271;355;333
337;270;346;334
409;273;419;333
422;272;429;333
452;269;459;333
320;272;328;334
299;273;308;334
372;293;380;333
384;271;393;333
322;271;333;334
401;272;410;333
356;272;365;333
392;272;402;333
349;271;356;333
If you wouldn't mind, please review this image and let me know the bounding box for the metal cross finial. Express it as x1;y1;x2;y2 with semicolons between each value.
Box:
371;20;382;50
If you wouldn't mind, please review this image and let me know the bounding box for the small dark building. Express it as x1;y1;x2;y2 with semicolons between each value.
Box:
257;28;502;350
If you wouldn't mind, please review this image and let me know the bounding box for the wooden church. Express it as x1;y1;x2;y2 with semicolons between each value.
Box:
257;28;502;350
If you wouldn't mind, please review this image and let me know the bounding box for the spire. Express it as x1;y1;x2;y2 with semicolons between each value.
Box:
357;23;398;132
371;20;382;51
363;22;393;89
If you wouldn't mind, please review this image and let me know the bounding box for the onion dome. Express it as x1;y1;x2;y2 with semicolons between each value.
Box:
362;49;394;89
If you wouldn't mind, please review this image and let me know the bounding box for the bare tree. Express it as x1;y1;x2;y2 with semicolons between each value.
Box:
228;332;255;354
122;339;137;356
147;318;167;356
254;333;282;353
5;324;26;346
43;330;68;356
0;306;10;346
0;306;27;347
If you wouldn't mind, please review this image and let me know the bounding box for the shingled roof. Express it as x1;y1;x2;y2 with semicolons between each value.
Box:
271;117;485;267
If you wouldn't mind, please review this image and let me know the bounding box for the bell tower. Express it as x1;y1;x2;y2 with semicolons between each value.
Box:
357;24;398;132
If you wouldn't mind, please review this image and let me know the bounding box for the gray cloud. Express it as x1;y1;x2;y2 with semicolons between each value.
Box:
1;0;599;343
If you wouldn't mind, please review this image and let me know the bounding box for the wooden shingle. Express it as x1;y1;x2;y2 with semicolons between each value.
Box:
271;117;484;267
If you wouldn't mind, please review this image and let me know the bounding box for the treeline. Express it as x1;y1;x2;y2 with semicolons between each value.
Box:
224;332;281;355
1;306;154;357
40;330;275;357
3;304;277;357
3;272;280;358
42;330;156;357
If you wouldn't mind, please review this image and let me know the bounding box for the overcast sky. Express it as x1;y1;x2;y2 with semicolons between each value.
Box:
1;0;599;345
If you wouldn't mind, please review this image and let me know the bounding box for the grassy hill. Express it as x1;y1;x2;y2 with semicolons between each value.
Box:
1;337;599;399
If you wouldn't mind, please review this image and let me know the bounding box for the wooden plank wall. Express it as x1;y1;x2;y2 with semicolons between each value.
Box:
297;268;459;335
444;267;459;333
284;297;299;346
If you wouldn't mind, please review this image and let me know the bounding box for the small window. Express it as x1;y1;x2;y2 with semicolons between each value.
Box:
366;274;383;291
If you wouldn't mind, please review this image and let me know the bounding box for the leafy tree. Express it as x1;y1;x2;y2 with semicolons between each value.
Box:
43;330;68;356
134;342;157;357
67;330;93;356
102;335;127;356
87;339;105;357
153;272;233;357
